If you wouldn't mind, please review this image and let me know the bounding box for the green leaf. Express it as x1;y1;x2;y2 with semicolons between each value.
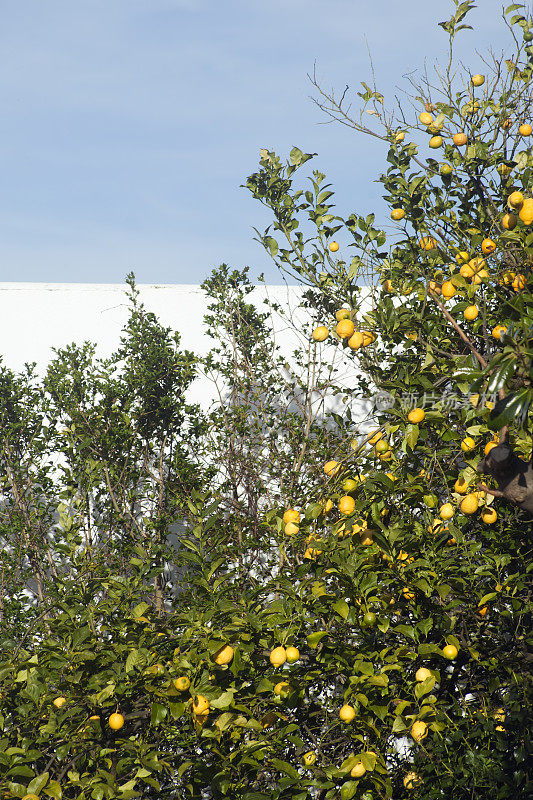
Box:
27;773;50;796
307;631;328;648
150;702;167;726
332;599;350;620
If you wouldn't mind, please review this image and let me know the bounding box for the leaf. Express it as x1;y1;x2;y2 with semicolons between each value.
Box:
307;631;328;648
132;602;150;619
43;781;63;799
490;389;532;429
271;758;300;780
150;702;167;726
289;147;303;166
126;649;145;674
332;599;350;620
27;773;50;796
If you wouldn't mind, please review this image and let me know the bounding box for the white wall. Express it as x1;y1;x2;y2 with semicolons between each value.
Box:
0;282;363;413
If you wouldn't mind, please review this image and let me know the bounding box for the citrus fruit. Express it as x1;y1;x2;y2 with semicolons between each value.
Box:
339;495;356;515
464;305;479;321
339;704;356;722
329;241;339;252
419;236;437;250
214;644;234;665
285;645;300;663
348;331;364;350
285;522;299;535
481;238;496;254
519;123;532;136
512;273;527;290
407;408;425;423
429;135;443;148
269;646;287;667
395;131;406;142
471;74;485;86
351;763;366;778
453;132;467;146
415;667;432;682
391;208;405;220
381;279;394;292
454;476;469;494
312;325;329;342
363;611;377;627
492;324;507;339
481;507;497;524
192;695;210;715
502;212;517;230
273;681;290;697
441;280;456;298
439;503;454;521
361;330;375;346
342;478;358;492
519;198;533;225
173;676;190;691
404;772;421;789
484;440;498;456
461;436;476;453
455;251;470;264
461;493;479;514
108;712;125;730
440;163;453;175
419;112;433;125
477;605;488;617
442;644;458;660
53;697;66;709
411;720;428;742
302;751;316;766
283;508;300;525
324;460;341;477
508;191;524;209
336;319;355;339
336;308;350;321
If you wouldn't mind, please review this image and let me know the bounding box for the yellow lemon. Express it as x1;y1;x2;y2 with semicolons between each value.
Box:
453;132;468;146
329;241;339;252
336;319;355;339
312;325;329;341
502;212;517;230
192;695;210;715
339;495;356;515
519;123;532;136
492;324;507;339
214;645;234;665
471;74;485;86
411;720;428;742
404;771;421;789
441;280;456;298
173;676;190;691
351;763;366;778
508;191;524;209
461;437;476;453
285;646;300;663
439;503;454;521
481;507;497;524
53;697;67;709
269;646;287;667
419;112;433;126
408;408;425;424
348;331;364;350
442;644;458;660
339;704;356;722
464;305;479;321
391;208;405;220
461;493;479;514
283;508;300;525
324;460;341;477
108;712;125;730
415;667;432;682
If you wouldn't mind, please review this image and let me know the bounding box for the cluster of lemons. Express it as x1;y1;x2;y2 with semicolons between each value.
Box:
312;295;376;353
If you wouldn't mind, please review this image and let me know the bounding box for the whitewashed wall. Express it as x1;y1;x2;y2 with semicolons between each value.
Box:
0;283;365;413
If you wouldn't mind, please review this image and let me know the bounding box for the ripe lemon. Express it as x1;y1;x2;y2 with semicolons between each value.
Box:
339;495;356;515
342;478;358;492
348;331;364;350
440;163;453;175
461;436;476;453
464;305;479;321
375;438;390;454
471;74;485;86
336;308;350;321
481;507;497;524
269;646;287;667
415;667;432;682
395;130;406;142
419;236;437;250
439;503;454;521
285;645;300;663
361;331;375;346
192;695;210;715
351;763;366;778
173;676;190;691
108;712;125;730
273;681;290;697
411;720;428;742
339;704;356;722
329;241;339;252
419;112;433;126
428;279;441;294
285;522;299;535
501;117;512;130
53;697;67;709
454;476;469;494
391;208;405;220
323;498;334;513
302;751;316;766
455;251;470;264
508;191;524;209
283;508;300;525
336;319;355;339
484;440;498;456
404;772;421;789
408;408;425;424
453;132;468;146
481;238;496;254
324;460;341;477
502;212;517;230
512;273;527;290
460;493;479;514
441;280;456;299
492;324;507;339
442;644;458;660
312;325;329;342
519;198;533;225
519;123;532;136
214;644;234;665
429;135;443;148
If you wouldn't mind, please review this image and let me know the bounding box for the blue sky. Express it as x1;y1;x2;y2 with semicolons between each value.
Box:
0;0;513;284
